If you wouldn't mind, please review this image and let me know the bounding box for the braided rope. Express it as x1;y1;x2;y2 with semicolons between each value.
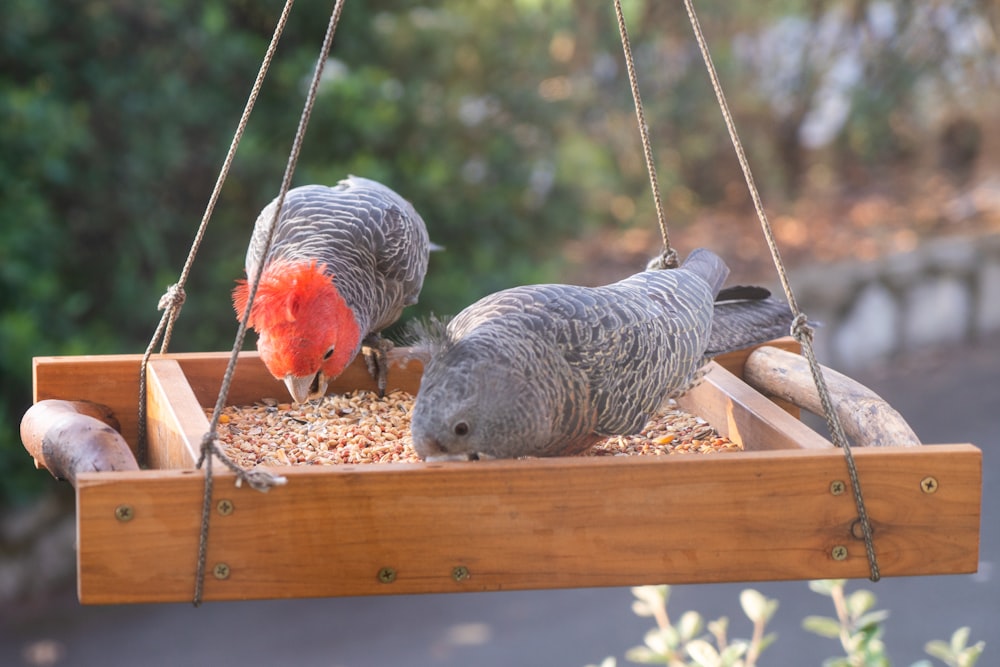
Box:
613;0;678;270
681;0;879;580
136;0;297;466
192;0;348;606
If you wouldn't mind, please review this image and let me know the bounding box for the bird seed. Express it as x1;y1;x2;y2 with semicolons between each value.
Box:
213;389;740;468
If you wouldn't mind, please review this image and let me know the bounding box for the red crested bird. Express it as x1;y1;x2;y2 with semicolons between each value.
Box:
233;176;431;402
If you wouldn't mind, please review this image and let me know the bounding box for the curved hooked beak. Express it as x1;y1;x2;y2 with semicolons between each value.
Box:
284;372;328;404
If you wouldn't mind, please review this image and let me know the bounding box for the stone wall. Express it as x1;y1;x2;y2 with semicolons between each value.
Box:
791;232;1000;371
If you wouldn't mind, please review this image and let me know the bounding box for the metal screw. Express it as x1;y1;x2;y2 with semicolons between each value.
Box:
114;505;134;522
831;545;848;561
212;563;231;580
217;499;234;516
377;567;397;584
829;480;846;496
920;476;938;494
452;566;470;582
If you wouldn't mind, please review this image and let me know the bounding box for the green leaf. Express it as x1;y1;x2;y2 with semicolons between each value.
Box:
802;615;843;639
822;658;851;667
708;616;729;638
846;589;877;618
624;646;663;664
757;632;779;654
958;642;985;667
631;585;668;618
643;628;671;654
719;642;748;666
686;639;721;667
924;639;952;662
809;580;846;597
739;589;769;623
678;610;704;643
951;626;972;653
854;610;891;630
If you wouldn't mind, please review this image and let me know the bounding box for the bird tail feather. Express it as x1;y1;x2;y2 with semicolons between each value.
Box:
706;294;794;357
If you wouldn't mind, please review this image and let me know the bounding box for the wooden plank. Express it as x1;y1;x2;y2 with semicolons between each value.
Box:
679;362;833;450
175;348;424;408
146;360;205;469
32;350;425;446
34;354;146;451
75;444;981;604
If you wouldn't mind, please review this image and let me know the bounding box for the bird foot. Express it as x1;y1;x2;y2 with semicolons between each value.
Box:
361;335;394;397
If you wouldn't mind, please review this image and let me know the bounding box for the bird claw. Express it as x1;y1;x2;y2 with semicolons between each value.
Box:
362;335;393;397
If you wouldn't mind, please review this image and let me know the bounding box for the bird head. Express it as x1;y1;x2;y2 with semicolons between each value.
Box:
409;332;580;460
233;260;361;403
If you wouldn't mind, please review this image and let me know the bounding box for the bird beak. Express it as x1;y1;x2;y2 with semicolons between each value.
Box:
284;372;327;404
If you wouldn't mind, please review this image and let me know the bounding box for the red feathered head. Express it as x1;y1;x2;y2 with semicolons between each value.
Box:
233;260;360;402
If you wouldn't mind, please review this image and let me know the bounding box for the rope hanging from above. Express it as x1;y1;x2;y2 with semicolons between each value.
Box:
612;0;678;271
136;0;298;466
189;0;350;606
133;0;349;605
677;0;880;581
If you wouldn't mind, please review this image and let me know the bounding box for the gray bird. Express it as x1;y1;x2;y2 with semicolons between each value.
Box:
409;248;792;460
233;176;431;402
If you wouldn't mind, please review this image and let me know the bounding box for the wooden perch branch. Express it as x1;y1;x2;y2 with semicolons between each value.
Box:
743;346;921;448
20;399;139;486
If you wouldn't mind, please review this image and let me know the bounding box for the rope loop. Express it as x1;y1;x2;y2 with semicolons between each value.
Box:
613;0;674;261
790;312;814;343
157;283;186;312
645;248;681;271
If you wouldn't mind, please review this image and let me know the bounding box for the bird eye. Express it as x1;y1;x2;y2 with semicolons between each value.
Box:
453;421;469;437
323;347;334;361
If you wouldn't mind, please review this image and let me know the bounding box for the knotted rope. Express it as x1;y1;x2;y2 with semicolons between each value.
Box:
191;0;349;606
613;0;878;581
613;0;678;270
134;0;349;605
136;0;297;466
680;0;879;580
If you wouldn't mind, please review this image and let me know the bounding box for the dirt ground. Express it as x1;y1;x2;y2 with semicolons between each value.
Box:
563;161;1000;286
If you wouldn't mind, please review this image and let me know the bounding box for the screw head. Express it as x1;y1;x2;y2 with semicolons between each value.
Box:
452;566;470;582
114;505;134;522
831;545;848;561
829;480;846;496
377;567;397;584
216;499;234;516
920;476;938;494
212;563;231;580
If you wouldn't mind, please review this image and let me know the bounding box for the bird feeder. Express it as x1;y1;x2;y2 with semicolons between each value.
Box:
22;338;982;604
16;0;983;605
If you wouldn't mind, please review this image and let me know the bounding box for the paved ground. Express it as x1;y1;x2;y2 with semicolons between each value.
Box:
2;334;996;667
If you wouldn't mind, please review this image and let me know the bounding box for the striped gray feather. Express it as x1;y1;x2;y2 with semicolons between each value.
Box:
246;176;430;334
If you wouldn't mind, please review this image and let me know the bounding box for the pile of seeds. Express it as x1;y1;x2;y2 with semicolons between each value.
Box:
212;389;740;468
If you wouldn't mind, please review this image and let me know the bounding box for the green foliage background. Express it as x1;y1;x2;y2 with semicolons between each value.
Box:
1;0;993;504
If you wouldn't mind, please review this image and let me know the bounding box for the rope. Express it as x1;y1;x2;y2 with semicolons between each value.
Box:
192;0;348;606
136;0;297;466
612;0;677;270
681;0;879;581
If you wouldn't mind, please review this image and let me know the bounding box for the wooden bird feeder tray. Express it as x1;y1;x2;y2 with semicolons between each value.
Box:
25;339;981;605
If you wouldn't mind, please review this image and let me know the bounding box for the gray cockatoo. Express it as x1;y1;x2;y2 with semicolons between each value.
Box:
233;176;431;402
410;248;792;460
